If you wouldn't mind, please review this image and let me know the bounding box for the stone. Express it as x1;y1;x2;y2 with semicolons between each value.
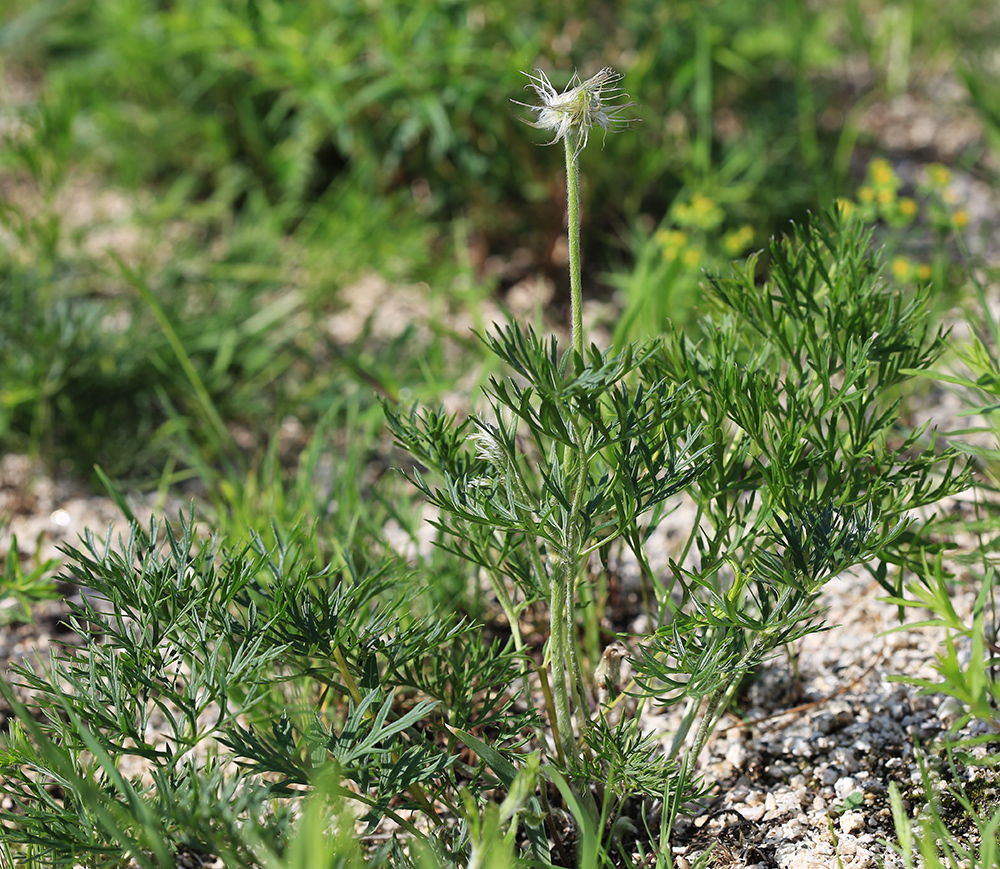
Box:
835;777;860;800
840;810;866;834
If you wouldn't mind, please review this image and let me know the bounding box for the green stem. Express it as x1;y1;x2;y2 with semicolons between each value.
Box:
667;695;701;762
482;560;540;746
686;679;734;764
567;603;588;718
551;418;595;762
693;12;712;177
333;646;363;707
674;626;777;765
564;133;583;357
547;132;589;763
549;557;574;761
535;661;566;766
113;253;234;458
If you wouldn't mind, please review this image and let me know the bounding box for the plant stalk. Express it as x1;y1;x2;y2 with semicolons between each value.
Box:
549;555;574;762
543;132;589;764
564;133;584;357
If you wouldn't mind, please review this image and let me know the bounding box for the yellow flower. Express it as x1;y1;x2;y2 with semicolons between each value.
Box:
674;194;723;229
657;228;687;262
691;193;714;214
858;186;875;203
891;257;912;280
916;263;932;281
928;163;952;187
898;197;918;218
656;228;687;248
682;247;702;267
870;158;896;187
835;198;855;218
876;187;895;206
722;225;754;256
953;209;970;229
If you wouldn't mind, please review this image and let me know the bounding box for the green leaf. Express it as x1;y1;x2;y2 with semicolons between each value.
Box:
452;728;520;788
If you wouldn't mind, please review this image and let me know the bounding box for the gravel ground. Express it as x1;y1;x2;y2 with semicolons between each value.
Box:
662;560;1000;869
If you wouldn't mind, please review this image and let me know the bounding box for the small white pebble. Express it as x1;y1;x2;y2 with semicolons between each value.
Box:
832;747;860;772
840;810;866;834
835;777;860;800
848;845;876;868
50;508;71;527
788;736;814;757
820;766;840;785
725;740;747;767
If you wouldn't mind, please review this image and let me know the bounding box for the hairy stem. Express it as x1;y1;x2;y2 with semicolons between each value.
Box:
564;133;583;357
549;556;574;761
549;416;595;762
686;680;733;764
544;133;588;762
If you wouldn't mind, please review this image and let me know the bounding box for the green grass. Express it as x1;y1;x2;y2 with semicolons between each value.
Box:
2;0;1000;865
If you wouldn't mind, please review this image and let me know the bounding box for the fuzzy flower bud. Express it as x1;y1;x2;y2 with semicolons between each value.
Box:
513;67;638;155
472;422;507;468
595;640;628;707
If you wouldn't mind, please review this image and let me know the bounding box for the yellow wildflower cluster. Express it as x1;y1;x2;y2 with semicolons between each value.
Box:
837;159;957;288
856;158;916;228
655;228;687;260
847;158;970;236
918;162;971;234
655;228;702;266
722;224;754;257
673;192;724;231
891;257;932;282
927;163;951;187
832;158;975;291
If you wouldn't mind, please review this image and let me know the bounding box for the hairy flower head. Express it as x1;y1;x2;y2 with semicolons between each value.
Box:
514;67;638;155
472;422;507;468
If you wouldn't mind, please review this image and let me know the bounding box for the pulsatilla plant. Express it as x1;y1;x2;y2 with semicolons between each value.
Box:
388;328;705;765
389;67;676;770
387;66;970;855
0;68;972;869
